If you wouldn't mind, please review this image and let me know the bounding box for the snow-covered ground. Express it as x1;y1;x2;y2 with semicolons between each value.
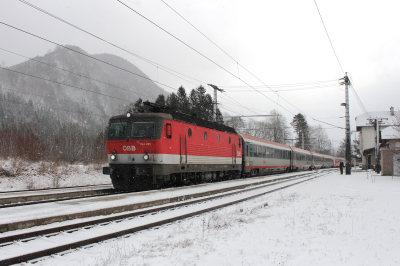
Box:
0;159;110;191
26;170;399;266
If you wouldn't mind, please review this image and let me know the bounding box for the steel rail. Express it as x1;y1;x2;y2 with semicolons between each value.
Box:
0;184;112;194
0;189;122;209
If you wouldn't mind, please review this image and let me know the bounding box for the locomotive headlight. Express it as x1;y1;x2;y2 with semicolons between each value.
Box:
110;154;117;161
126;112;132;118
143;154;149;161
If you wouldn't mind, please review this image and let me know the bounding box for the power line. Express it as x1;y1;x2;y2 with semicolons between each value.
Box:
118;0;297;116
0;47;159;101
18;0;205;89
313;0;345;74
0;85;121;115
11;0;245;116
15;1;311;120
218;79;339;88
158;1;344;129
225;83;340;92
0;66;137;104
0;22;177;92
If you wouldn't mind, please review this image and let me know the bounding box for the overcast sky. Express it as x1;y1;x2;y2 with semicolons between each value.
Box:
1;0;400;147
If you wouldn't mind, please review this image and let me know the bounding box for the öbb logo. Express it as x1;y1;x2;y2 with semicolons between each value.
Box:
123;146;136;151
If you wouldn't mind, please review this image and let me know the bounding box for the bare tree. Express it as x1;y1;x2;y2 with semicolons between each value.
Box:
309;125;332;154
392;108;400;137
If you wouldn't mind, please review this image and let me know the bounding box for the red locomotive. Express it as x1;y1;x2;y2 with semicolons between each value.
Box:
103;102;242;190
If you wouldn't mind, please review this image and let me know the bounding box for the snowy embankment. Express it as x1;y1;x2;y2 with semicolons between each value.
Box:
37;170;399;266
0;159;110;191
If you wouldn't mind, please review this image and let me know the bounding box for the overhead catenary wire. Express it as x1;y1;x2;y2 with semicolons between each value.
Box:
7;1;256;118
9;1;340;129
0;24;255;118
117;0;296;117
159;0;344;129
18;0;205;89
0;22;177;92
16;0;330;120
0;85;122;115
0;66;140;104
224;83;340;92
218;79;339;89
0;47;160;101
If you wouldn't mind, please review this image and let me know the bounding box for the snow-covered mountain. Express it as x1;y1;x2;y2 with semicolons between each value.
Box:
0;45;166;122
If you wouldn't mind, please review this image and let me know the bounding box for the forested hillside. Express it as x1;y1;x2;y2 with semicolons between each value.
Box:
0;45;165;163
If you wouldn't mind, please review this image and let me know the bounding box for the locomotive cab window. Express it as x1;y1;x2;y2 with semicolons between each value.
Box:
131;122;155;138
108;122;127;138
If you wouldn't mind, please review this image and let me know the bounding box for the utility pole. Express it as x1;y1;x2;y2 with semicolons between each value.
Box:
368;118;388;173
208;84;224;122
340;73;351;175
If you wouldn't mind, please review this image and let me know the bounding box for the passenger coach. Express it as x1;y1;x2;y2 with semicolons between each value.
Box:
240;133;291;176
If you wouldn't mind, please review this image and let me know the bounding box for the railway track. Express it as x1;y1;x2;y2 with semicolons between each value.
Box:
0;184;114;209
0;169;334;265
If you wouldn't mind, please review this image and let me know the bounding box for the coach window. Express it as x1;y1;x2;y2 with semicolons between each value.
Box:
246;144;249;156
217;134;220;142
229;137;231;144
263;147;266;158
249;144;253;157
204;132;207;140
188;128;192;138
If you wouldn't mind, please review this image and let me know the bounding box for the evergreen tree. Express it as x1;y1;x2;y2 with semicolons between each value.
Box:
166;92;179;109
291;113;311;149
155;94;166;106
176;86;190;113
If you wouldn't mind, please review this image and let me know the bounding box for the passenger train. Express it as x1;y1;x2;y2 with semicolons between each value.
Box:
103;102;336;190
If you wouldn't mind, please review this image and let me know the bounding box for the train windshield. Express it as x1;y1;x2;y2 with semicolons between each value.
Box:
108;122;127;138
131;122;155;138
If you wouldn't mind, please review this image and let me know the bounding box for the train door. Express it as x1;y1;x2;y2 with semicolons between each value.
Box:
180;134;187;164
232;139;236;165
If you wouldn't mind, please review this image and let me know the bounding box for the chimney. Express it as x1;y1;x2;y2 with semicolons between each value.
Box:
390;106;394;116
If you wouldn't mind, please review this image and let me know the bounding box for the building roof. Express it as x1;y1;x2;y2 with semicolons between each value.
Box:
381;126;399;140
355;110;399;131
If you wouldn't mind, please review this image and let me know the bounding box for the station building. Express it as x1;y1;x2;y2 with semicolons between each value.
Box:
355;107;400;175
